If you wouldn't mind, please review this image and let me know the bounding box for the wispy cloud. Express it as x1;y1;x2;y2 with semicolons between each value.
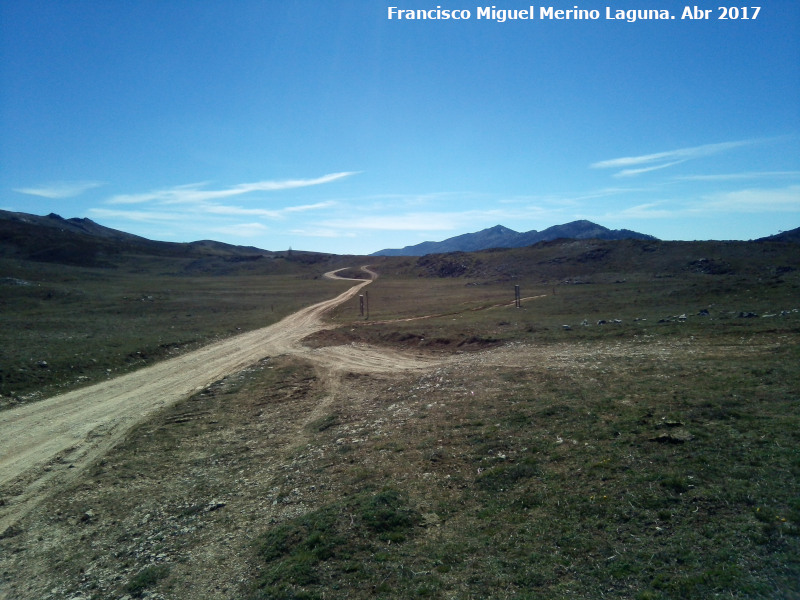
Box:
616;160;688;178
675;171;800;182
320;213;460;232
613;202;676;219
91;200;338;226
212;223;270;237
107;173;356;205
591;140;757;177
319;207;525;233
591;184;800;223
699;185;800;213
88;175;347;244
291;227;358;239
202;201;336;219
282;201;337;214
15;180;104;198
88;208;188;223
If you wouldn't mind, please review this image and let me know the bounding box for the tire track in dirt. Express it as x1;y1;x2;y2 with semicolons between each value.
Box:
0;267;436;534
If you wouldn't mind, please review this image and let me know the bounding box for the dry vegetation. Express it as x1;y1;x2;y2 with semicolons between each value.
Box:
1;238;799;599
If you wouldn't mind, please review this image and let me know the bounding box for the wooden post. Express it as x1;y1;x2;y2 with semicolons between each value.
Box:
515;285;521;308
365;291;370;320
359;294;364;317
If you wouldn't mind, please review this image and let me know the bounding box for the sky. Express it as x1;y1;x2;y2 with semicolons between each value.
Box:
1;1;799;255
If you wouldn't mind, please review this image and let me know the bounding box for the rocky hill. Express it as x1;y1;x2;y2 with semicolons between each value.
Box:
757;226;800;243
0;209;338;271
371;220;657;256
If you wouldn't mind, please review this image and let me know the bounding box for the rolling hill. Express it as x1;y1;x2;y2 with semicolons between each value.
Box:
371;220;658;256
0;209;347;272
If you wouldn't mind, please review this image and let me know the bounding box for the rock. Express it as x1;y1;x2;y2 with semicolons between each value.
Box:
650;429;694;443
205;500;226;512
421;512;441;527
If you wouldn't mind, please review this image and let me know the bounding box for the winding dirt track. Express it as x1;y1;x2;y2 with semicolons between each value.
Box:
0;267;434;533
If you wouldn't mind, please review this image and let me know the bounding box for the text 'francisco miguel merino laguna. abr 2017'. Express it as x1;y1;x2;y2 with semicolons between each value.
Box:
387;6;761;22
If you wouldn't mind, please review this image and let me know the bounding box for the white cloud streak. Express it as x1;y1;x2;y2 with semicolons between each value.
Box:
591;140;757;177
202;201;336;219
213;223;270;237
88;208;188;223
675;171;800;182
107;172;356;205
592;185;800;223
321;214;459;232
699;185;800;213
15;180;104;198
615;160;687;178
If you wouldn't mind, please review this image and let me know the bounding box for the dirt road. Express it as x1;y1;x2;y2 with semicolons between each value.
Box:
0;267;434;534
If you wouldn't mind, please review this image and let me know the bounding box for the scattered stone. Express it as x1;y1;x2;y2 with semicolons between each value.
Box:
562;325;571;331
1;277;35;286
205;500;226;512
698;309;710;317
738;311;758;318
650;429;694;444
37;360;48;368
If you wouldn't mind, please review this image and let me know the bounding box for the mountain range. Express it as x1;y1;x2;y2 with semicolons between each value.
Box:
371;220;658;256
2;210;798;264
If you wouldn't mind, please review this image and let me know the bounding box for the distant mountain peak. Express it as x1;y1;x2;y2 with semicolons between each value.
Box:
372;220;657;256
485;224;517;234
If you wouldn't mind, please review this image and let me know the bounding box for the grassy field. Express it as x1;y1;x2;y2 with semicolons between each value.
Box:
0;255;355;406
242;339;800;599
1;238;798;598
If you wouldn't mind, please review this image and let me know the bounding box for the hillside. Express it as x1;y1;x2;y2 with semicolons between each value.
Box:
372;220;657;256
369;237;798;286
0;209;351;274
758;225;800;243
0;210;363;403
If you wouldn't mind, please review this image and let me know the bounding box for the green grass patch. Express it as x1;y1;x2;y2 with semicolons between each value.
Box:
124;564;170;597
249;488;419;599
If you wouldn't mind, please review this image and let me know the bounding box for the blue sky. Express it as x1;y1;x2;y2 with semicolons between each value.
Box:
1;1;798;254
